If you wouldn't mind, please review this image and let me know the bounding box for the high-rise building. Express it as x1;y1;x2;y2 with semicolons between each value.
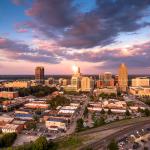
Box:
97;72;114;88
64;65;82;92
118;63;128;92
104;72;112;81
81;77;94;92
35;66;44;83
115;75;119;86
72;65;81;77
71;76;81;89
99;73;104;81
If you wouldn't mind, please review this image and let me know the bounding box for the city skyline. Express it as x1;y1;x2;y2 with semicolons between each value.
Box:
1;0;150;75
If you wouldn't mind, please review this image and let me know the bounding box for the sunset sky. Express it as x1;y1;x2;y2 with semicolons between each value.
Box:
0;0;150;75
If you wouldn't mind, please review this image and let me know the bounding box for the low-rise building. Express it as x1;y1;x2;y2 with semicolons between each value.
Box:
58;105;78;115
130;87;150;96
0;116;14;128
0;91;19;99
15;109;33;120
94;88;117;96
4;81;31;88
2;124;23;133
24;101;49;109
45;117;67;131
88;100;128;114
12;120;27;129
2;99;28;111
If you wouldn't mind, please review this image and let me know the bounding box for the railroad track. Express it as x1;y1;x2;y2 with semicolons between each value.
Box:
78;120;150;150
78;117;150;136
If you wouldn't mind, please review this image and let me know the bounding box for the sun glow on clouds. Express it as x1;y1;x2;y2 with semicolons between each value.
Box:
121;49;132;56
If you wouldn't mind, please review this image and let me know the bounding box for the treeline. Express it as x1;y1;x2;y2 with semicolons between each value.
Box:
0;133;17;148
99;93;117;99
47;95;70;109
8;136;57;150
18;86;57;97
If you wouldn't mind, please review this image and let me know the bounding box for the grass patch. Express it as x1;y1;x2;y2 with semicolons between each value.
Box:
58;135;82;150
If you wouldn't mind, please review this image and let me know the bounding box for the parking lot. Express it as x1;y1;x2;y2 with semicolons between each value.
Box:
118;127;150;150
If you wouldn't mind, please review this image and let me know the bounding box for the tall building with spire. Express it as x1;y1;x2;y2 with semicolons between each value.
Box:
118;63;128;92
71;65;81;90
72;65;81;77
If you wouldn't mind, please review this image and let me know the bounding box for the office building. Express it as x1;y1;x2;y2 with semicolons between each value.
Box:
81;77;94;92
132;77;150;87
72;65;81;77
97;72;114;88
35;66;44;83
4;81;31;88
71;76;81;90
115;75;119;85
118;63;128;92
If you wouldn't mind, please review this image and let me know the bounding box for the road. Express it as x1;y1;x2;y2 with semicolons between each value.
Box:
60;95;90;136
78;119;150;150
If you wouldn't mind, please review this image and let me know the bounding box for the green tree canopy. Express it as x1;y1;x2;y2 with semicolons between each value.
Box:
0;132;17;148
76;118;84;132
107;139;119;150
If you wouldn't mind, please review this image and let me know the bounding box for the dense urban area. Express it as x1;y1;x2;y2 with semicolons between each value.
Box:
0;64;150;150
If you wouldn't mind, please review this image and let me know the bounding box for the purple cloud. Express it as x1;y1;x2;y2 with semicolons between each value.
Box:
23;0;150;48
0;37;60;64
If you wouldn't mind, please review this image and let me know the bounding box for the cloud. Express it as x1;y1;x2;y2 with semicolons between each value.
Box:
25;0;77;28
24;0;150;48
0;37;60;64
1;36;150;71
16;28;28;33
63;41;150;69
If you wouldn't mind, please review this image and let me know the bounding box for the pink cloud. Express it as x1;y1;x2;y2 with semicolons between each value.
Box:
32;39;57;50
0;38;6;44
16;28;28;33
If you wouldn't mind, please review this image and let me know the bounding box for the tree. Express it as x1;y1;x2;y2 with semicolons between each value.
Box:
144;108;150;117
108;109;112;115
127;101;134;107
99;93;108;99
48;141;58;150
83;107;88;118
26;121;36;130
101;108;105;114
47;95;70;109
94;117;105;127
117;91;121;97
33;136;48;150
109;93;116;99
125;109;131;116
144;100;150;106
76;118;84;132
33;115;39;122
0;132;17;148
107;139;119;150
18;86;58;97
